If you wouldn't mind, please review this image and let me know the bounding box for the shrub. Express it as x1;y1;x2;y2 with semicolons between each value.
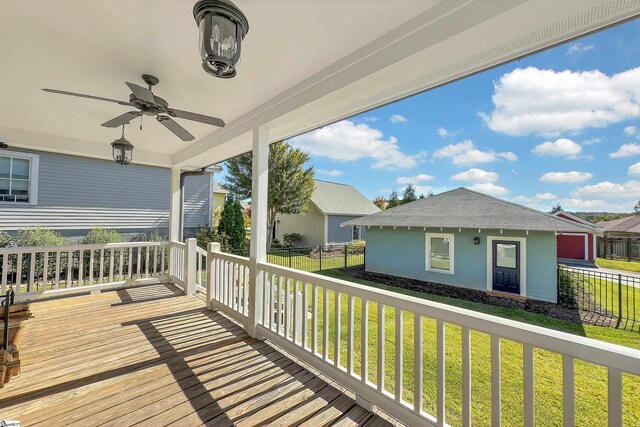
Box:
282;233;302;247
81;227;124;244
0;231;12;248
15;227;68;247
218;197;246;250
347;240;366;255
271;238;282;248
146;229;167;242
196;227;229;251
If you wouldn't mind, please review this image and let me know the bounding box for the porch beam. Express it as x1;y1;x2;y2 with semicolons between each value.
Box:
248;126;269;338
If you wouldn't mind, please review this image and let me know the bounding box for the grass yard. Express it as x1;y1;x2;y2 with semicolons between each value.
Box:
588;277;640;327
265;252;364;271
596;257;640;273
289;269;640;427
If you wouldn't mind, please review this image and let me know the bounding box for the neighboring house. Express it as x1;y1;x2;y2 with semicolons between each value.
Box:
275;180;380;247
0;148;213;240
552;211;601;262
597;215;640;259
212;181;229;212
342;188;598;303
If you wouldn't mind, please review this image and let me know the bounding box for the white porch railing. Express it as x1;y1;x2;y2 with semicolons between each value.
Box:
205;249;640;427
1;241;170;301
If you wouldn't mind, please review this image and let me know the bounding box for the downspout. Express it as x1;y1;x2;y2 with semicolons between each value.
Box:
179;167;208;241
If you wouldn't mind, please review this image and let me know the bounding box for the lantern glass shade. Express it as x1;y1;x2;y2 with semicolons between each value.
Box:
111;137;134;165
194;0;249;78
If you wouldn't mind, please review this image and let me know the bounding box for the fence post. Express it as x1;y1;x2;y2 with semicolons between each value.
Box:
289;247;292;268
557;265;560;304
183;238;197;296
616;274;623;328
319;245;322;271
206;242;221;310
344;244;348;268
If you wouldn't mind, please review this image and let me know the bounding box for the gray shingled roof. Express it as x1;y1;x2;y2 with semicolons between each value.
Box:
311;180;380;215
598;216;640;233
342;188;600;232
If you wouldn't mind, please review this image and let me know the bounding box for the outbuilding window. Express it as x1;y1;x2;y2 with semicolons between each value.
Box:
352;225;361;241
0;151;39;205
426;232;454;274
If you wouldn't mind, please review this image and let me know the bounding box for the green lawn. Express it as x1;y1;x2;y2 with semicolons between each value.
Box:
589;277;640;326
596;257;640;273
285;269;640;427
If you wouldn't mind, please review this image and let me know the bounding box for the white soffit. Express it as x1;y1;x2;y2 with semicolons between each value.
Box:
0;0;437;167
174;0;640;169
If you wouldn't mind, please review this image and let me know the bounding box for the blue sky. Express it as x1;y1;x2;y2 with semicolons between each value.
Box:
288;19;640;213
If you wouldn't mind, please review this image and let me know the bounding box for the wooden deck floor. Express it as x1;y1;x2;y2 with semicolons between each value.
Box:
0;284;393;426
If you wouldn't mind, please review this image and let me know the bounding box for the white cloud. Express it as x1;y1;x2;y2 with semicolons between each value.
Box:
450;168;499;183
390;114;408;124
291;120;426;170
437;127;450;137
624;125;638;136
316;169;343;177
414;185;435;195
583;137;603;145
566;43;595;57
629;162;640;176
557;198;629;211
513;193;558;204
481;66;640;136
396;174;434;185
572;180;640;199
360;116;379;122
540;171;593;184
532;138;582;158
433;140;517;166
469;183;510;196
609;143;640;158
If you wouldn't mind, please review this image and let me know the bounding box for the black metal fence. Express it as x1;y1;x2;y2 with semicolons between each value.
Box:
227;243;365;273
558;265;638;331
598;238;640;261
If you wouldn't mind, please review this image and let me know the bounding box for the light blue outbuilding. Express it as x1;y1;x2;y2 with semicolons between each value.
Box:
343;188;598;303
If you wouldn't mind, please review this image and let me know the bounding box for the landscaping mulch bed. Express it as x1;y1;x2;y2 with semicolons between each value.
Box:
341;267;617;327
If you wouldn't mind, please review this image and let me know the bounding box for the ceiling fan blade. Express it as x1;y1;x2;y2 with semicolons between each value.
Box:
156;116;195;141
42;88;130;106
166;108;225;127
101;111;142;128
126;82;156;104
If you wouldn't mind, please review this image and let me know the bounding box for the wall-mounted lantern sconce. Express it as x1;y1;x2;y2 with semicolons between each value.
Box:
473;237;481;245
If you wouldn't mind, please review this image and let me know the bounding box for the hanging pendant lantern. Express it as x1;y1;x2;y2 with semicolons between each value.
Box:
193;0;249;79
111;125;134;165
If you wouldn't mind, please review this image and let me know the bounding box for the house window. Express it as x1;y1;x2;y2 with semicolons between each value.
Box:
426;233;454;274
352;225;361;241
0;151;39;205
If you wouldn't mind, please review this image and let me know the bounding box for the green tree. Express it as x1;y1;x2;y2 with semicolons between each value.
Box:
550;204;563;214
402;184;417;204
387;190;400;208
418;194;426;199
635;200;640;215
427;191;435;198
218;197;246;250
224;141;315;248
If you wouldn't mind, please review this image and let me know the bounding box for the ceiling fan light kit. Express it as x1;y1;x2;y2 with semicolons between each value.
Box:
194;0;249;79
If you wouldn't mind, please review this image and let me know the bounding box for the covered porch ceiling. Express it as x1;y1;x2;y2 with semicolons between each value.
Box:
1;0;639;169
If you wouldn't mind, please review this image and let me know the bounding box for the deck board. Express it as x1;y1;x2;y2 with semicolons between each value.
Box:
0;284;393;426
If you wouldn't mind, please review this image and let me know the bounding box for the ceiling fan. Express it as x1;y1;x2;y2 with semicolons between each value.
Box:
42;74;225;141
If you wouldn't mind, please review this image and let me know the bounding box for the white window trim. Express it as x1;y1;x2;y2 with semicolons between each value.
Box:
486;236;526;297
0;150;39;206
425;232;454;274
352;225;361;241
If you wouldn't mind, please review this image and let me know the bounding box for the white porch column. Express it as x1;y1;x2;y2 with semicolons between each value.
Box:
183;238;197;295
248;126;268;338
168;167;181;242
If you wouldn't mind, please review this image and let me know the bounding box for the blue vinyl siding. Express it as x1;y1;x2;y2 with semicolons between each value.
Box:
0;149;211;235
365;227;558;303
327;215;366;243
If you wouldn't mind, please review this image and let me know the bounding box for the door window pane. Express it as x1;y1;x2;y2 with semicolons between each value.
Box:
430;237;450;271
0;157;10;179
11;158;30;180
496;243;517;268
